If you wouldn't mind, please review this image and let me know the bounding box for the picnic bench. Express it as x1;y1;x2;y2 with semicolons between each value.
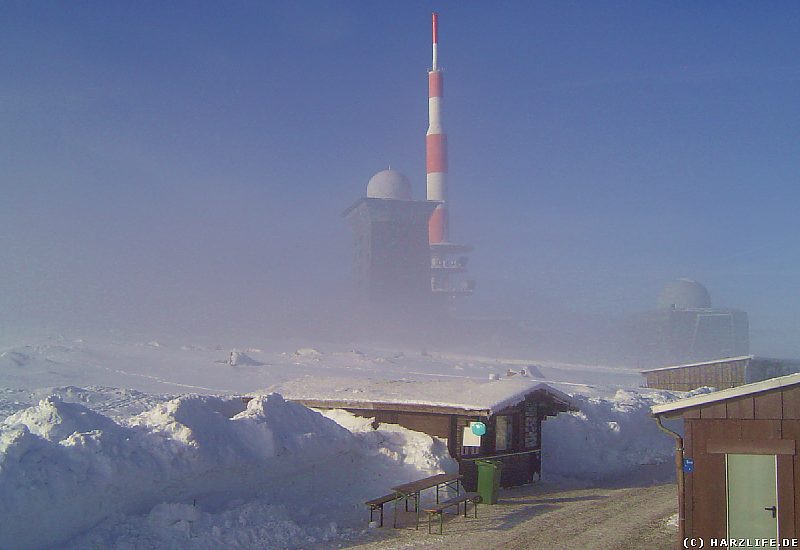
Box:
391;473;463;529
365;493;399;527
424;491;480;534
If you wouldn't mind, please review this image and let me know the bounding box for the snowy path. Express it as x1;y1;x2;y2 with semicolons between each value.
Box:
346;482;678;550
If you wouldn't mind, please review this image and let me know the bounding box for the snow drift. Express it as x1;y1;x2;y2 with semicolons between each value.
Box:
542;388;683;480
0;392;454;549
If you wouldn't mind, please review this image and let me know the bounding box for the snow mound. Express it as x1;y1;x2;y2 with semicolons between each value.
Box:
0;391;451;549
72;500;349;549
225;350;264;366
3;396;124;441
294;347;322;357
542;388;681;480
320;409;457;475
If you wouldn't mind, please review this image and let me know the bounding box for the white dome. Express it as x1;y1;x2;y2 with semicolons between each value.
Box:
366;169;412;200
657;278;712;310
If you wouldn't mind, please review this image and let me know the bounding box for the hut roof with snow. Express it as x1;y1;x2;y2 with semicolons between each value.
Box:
266;376;577;416
264;376;577;490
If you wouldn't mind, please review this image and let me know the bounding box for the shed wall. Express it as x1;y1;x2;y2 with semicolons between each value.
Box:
645;358;748;391
682;386;800;540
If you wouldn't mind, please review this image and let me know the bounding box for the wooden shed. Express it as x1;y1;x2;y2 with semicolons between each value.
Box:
651;373;800;544
269;376;577;490
642;355;800;392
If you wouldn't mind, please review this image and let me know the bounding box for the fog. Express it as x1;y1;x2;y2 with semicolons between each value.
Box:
2;3;799;360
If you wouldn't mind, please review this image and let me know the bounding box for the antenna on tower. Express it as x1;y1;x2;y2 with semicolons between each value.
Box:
431;12;439;71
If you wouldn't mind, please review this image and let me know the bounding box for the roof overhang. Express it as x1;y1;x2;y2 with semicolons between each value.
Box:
294;399;491;416
651;372;800;418
266;379;578;417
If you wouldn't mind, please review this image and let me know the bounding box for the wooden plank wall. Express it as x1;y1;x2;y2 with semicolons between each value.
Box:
395;412;450;439
684;386;800;540
646;360;748;391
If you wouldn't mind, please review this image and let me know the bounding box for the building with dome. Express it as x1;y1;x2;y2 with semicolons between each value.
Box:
365;169;413;201
628;278;750;367
342;169;439;310
657;278;712;310
340;15;476;333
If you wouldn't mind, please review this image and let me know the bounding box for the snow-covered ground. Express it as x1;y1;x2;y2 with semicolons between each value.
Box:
0;330;686;549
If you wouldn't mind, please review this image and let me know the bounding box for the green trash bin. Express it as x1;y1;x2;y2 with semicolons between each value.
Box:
475;459;502;505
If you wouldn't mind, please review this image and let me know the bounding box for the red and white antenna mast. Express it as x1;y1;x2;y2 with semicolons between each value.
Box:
426;13;474;300
426;12;448;244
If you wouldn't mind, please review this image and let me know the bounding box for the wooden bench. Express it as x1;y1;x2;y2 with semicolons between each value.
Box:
391;473;463;529
424;492;481;534
365;493;399;527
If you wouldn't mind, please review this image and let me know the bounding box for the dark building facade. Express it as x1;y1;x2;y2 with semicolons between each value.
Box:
342;169;438;315
343;196;436;306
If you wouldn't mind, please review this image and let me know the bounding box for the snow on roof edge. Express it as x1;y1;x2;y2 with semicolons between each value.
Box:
486;382;577;414
261;377;578;415
640;355;754;374
651;372;800;416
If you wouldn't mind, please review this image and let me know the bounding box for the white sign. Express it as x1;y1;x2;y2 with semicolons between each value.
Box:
462;424;482;447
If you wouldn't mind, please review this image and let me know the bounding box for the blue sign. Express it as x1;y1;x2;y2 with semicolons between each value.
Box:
471;422;487;436
683;458;694;473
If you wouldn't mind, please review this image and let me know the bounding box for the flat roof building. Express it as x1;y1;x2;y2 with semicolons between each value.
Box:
628;279;749;367
642;356;800;392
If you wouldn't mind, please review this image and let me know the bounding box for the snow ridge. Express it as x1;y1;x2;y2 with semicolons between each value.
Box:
0;391;453;549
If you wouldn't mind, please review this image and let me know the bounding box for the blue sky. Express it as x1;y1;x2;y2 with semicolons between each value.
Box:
1;2;798;355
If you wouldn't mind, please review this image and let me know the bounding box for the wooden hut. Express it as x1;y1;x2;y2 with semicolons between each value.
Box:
269;376;577;490
651;373;800;543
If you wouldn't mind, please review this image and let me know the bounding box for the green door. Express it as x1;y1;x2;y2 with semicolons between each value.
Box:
726;454;778;541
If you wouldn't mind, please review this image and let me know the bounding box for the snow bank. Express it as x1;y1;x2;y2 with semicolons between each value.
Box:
224;350;263;366
0;385;172;423
320;409;457;476
0;392;454;549
541;388;682;480
4;396;121;441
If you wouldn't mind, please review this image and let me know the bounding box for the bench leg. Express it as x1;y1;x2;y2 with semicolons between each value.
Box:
380;505;384;527
428;513;432;534
440;512;444;535
474;500;478;518
393;496;398;528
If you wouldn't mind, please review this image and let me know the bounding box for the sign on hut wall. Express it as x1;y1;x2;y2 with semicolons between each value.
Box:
462;422;483;447
524;401;540;448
